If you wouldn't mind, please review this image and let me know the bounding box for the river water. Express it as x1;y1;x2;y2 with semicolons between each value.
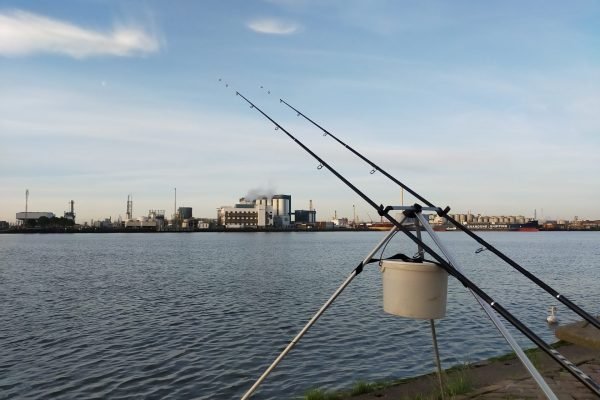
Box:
1;231;598;399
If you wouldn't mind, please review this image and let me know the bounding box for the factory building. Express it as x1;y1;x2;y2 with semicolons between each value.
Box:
217;194;292;229
125;210;165;231
64;200;76;223
178;207;193;220
294;210;317;224
217;203;272;228
16;212;56;223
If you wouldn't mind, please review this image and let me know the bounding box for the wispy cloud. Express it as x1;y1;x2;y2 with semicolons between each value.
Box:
247;18;300;35
0;10;160;58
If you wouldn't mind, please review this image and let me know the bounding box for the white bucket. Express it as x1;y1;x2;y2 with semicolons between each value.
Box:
381;260;448;319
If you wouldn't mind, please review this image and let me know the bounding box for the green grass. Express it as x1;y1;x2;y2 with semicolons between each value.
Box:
349;381;378;395
303;388;341;400
443;367;472;397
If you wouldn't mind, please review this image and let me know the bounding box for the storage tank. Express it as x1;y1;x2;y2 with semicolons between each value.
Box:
271;195;291;218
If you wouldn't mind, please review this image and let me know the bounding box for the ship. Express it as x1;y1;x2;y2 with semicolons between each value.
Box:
434;220;539;232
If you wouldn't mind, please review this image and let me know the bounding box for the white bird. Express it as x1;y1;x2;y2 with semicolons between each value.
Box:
547;306;558;324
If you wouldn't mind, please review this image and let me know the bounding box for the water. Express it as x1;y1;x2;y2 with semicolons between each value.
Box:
1;231;598;399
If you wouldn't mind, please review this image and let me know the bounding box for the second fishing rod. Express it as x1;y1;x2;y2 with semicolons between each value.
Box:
236;91;600;397
279;98;600;331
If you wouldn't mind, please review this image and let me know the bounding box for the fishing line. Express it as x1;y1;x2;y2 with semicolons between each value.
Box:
377;229;398;264
235;91;600;397
279;98;600;331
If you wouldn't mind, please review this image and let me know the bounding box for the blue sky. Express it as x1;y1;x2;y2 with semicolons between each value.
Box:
1;1;600;223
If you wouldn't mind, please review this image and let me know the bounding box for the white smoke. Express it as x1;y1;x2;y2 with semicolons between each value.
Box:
243;186;277;202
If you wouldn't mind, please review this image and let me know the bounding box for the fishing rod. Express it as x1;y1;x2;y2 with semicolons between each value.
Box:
280;98;600;331
235;91;600;397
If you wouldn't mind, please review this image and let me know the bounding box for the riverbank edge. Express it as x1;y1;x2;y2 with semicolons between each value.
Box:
300;341;600;400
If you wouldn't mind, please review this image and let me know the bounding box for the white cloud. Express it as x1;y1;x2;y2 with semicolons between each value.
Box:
247;18;300;35
0;10;160;58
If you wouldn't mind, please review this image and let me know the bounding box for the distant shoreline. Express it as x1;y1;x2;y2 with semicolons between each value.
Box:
1;228;598;234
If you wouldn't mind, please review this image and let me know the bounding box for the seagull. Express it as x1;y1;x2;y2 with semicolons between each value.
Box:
547;306;558;324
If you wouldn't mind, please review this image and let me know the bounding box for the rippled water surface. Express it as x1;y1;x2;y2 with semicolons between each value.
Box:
1;231;599;399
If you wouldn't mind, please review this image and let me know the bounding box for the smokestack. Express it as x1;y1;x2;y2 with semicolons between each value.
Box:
25;189;29;226
309;199;313;211
126;195;133;220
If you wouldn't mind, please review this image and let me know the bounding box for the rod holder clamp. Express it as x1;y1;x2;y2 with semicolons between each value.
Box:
377;205;393;216
436;206;451;217
403;204;422;218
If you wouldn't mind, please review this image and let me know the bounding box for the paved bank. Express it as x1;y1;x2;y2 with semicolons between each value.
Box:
346;343;600;400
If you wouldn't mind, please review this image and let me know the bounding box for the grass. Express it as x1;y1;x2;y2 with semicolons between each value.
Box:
349;381;379;395
442;366;473;397
303;379;397;399
303;388;341;400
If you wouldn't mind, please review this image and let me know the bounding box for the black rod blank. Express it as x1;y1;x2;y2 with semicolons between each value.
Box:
236;92;600;397
280;98;600;331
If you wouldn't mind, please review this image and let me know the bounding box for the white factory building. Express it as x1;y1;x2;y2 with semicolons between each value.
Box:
217;194;292;229
16;212;55;222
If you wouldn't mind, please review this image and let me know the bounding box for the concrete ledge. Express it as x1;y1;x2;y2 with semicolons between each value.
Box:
555;319;600;349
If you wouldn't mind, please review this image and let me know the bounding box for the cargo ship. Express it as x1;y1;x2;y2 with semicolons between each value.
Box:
369;219;540;232
434;220;539;232
463;220;539;231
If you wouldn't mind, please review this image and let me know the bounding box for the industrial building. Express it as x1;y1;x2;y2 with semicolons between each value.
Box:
294;209;317;224
63;200;76;223
217;201;273;229
16;211;56;223
124;209;166;231
178;207;193;220
217;194;292;229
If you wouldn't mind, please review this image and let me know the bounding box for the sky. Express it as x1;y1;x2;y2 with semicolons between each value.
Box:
1;1;600;223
